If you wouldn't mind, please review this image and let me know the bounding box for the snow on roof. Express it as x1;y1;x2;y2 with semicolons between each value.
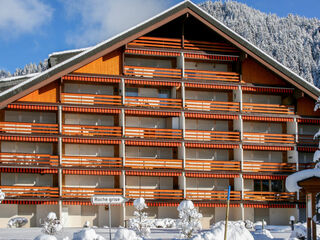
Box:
286;168;320;192
0;73;39;83
48;47;92;57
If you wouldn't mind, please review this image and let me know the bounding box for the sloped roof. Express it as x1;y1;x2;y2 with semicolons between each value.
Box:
0;0;319;108
0;73;39;93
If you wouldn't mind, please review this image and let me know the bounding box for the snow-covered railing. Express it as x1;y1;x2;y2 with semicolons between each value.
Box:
0;122;58;134
62;124;122;137
125;157;183;169
185;130;240;141
125;127;183;139
61;156;122;168
243;191;296;201
185;99;240;112
0;153;58;167
61;93;122;106
1;186;59;198
126;188;183;200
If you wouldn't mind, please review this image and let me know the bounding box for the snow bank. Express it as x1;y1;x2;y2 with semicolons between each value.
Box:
253;229;274;239
192;221;254;240
72;228;105;240
289;222;320;239
286;169;320;192
150;218;177;228
34;234;57;240
114;228;142;240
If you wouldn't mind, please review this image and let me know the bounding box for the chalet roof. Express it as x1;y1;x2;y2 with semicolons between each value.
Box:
0;73;39;93
0;0;319;108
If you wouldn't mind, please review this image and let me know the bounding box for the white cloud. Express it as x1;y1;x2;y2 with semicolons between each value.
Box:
0;0;53;39
62;0;171;47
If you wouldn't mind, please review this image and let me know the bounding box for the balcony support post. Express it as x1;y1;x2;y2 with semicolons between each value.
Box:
121;140;125;167
181;142;186;169
121;78;125;105
58;200;62;221
181;112;185;139
121;109;125;137
240;203;244;221
181;82;185;108
58;105;62;134
238;86;243;112
180;52;185;78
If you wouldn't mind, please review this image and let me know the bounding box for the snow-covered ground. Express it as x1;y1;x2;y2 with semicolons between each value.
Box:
0;226;294;240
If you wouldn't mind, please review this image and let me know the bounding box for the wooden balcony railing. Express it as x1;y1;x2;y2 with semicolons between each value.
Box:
128;36;239;53
185;160;240;171
126;188;183;200
185;100;239;112
125;127;182;139
0;153;58;167
124;66;181;79
243;161;296;172
242;103;294;115
185;69;240;82
125;96;182;109
298;134;318;145
61;93;122;106
1;186;59;198
186;190;241;201
185;130;240;142
299;162;316;170
61;156;122;168
62;125;122;137
0;122;58;134
125;158;183;169
243;132;295;144
62;187;122;198
243;191;296;202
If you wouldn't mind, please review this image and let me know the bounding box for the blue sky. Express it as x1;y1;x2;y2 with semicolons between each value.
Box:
0;0;319;73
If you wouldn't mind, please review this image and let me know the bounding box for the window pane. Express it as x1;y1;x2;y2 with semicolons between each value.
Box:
271;180;283;192
126;88;138;97
254;180;261;191
262;180;269;191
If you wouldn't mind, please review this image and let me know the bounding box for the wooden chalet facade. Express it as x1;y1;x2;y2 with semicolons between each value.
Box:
0;1;319;227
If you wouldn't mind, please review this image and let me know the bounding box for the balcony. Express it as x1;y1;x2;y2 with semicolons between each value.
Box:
62;187;122;198
298;134;318;145
186;190;241;201
185;100;239;112
61;156;122;168
242;103;294;115
125;158;183;169
243;191;296;202
185;130;240;142
126;188;183;200
185;69;240;82
185;160;240;171
0;122;58;134
61;93;122;106
1;186;59;198
243;161;297;173
0;153;58;167
125;127;182;139
243;133;295;144
62;125;122;137
125;96;182;109
124;66;181;79
299;162;316;170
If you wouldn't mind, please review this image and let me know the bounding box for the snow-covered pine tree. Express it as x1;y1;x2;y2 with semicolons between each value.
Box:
129;198;151;238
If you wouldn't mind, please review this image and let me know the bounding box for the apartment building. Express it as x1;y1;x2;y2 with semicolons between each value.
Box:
0;1;319;228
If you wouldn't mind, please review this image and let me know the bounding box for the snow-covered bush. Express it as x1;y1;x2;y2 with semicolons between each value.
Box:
192;221;254;240
8;217;28;228
73;228;105;240
128;198;151;238
0;189;5;202
177;200;202;239
244;220;254;230
150;218;177;229
114;228;142;240
41;212;62;236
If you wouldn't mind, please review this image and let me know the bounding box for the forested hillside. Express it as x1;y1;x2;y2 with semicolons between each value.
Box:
1;0;320;87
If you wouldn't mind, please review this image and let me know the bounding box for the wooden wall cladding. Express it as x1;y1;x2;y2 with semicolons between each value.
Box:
296;96;320;117
17;81;58;103
73;49;122;75
242;57;287;86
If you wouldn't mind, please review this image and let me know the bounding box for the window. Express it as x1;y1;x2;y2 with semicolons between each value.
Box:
158;89;171;99
254;180;284;192
126;88;138;97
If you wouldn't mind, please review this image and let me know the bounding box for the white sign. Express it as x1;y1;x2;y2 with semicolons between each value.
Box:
91;195;128;205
